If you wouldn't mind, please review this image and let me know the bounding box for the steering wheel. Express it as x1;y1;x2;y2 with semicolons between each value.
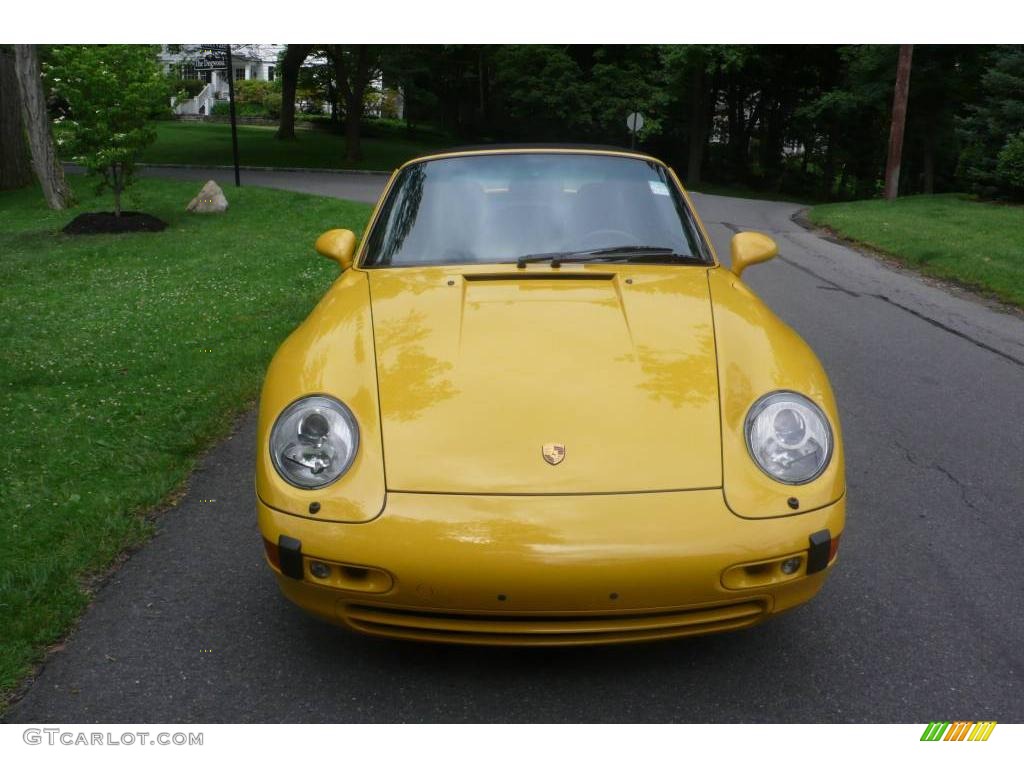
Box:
577;229;640;250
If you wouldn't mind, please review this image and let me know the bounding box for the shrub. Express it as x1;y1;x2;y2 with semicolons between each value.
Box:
263;92;282;119
233;78;278;106
168;78;205;99
365;87;402;120
210;101;272;117
995;132;1024;198
299;98;324;115
208;80;282;118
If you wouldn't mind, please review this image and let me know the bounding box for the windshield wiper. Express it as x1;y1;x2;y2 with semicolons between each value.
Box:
516;245;703;268
559;251;706;266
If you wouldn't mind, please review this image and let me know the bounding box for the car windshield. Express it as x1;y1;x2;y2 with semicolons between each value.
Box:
361;152;711;268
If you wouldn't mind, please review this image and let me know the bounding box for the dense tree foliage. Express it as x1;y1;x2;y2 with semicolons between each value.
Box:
45;45;168;214
371;43;1022;201
957;45;1024;198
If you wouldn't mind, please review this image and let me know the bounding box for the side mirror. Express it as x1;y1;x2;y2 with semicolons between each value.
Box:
315;228;357;270
730;231;778;279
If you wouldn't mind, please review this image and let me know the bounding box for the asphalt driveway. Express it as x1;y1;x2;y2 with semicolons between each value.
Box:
8;169;1023;722
67;163;390;205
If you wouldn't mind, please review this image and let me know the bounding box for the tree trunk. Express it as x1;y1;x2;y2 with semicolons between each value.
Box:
334;46;370;164
704;65;720;179
801;135;813;175
328;81;338;125
922;128;936;195
0;46;33;190
686;62;706;186
740;93;764;182
276;44;312;141
478;48;485;114
726;85;755;182
112;164;122;216
725;83;740;178
759;94;788;185
13;44;74;208
822;126;837;200
344;97;362;162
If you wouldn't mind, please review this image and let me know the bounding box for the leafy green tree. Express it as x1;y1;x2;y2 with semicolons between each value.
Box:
380;44;497;138
328;45;382;162
490;45;588;140
379;43;1024;202
903;46;988;194
379;45;441;128
295;50;336;119
585;45;667;144
958;45;1024;197
659;45;724;185
791;46;896;198
45;45;168;215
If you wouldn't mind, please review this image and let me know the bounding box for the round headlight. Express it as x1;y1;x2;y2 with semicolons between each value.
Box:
745;391;832;484
270;395;359;489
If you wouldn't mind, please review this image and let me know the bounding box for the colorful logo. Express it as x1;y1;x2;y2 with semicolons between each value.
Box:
920;721;997;741
541;442;566;466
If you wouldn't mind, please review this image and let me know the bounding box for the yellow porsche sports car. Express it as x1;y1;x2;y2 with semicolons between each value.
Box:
256;146;845;645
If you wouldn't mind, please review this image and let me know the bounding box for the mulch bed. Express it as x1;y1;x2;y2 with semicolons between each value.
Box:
63;211;168;235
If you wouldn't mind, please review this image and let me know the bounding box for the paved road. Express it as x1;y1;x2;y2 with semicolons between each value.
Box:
8;170;1023;723
67;163;390;204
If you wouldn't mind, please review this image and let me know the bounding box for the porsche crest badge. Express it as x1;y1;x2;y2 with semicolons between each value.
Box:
542;443;566;466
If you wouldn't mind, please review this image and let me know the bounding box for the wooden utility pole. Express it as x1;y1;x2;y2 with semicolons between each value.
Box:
884;44;914;201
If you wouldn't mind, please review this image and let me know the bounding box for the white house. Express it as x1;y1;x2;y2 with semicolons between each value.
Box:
159;44;399;120
160;44;282;115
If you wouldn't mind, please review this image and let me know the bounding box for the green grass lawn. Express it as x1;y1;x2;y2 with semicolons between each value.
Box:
139;121;452;172
810;194;1024;307
0;177;372;705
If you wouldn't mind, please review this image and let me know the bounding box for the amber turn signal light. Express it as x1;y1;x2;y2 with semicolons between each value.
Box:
263;538;281;569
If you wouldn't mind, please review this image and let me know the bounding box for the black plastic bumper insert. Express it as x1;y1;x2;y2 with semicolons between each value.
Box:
278;535;304;580
806;529;831;575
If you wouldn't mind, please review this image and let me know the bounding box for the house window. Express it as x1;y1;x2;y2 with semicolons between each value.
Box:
267;66;275;82
235;67;246;81
201;70;212;84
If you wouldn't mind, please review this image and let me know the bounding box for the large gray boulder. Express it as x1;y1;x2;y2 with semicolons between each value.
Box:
186;180;229;214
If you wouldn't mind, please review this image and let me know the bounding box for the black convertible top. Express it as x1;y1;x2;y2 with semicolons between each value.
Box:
422;143;660;161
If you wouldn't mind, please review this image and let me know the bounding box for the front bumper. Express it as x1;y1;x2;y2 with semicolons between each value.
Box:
257;489;844;645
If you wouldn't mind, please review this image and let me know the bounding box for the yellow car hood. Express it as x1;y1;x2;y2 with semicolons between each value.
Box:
366;265;722;494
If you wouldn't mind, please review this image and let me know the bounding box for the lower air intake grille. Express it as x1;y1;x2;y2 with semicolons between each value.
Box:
342;599;767;646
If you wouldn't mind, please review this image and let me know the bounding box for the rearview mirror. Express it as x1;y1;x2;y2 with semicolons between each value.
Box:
315;229;357;270
730;232;778;279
